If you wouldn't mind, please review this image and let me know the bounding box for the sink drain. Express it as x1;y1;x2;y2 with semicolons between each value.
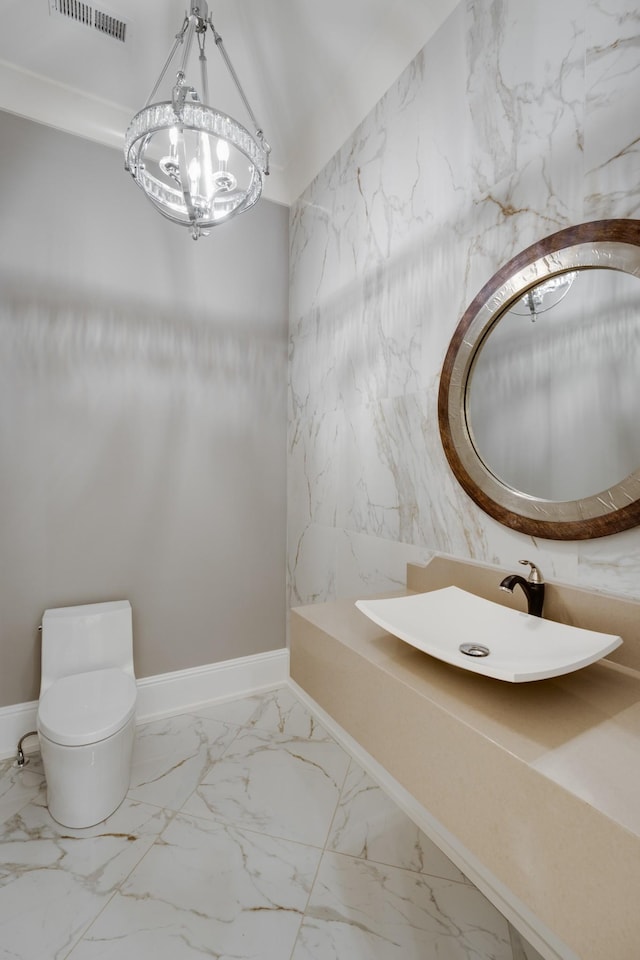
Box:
459;642;490;658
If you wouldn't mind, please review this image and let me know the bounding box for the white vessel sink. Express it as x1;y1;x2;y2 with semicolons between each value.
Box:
355;586;622;682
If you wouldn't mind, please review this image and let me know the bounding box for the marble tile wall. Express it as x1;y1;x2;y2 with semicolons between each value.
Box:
288;0;640;606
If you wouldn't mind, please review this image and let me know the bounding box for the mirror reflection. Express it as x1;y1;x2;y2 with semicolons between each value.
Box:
467;268;640;502
438;219;640;539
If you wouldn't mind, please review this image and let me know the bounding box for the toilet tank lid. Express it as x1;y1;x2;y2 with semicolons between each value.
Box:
43;600;131;621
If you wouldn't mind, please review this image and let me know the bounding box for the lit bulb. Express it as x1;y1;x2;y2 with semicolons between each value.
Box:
216;139;230;165
159;126;181;182
211;137;237;196
188;157;201;195
198;134;215;205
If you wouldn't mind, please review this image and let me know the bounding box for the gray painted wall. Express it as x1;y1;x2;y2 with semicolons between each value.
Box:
0;110;288;707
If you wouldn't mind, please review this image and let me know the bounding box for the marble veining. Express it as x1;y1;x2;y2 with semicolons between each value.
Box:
585;0;640;218
193;684;331;741
288;0;640;609
68;812;321;960
0;794;171;960
181;725;351;846
327;760;468;883
127;712;238;811
0;686;543;960
0;757;45;826
293;851;513;960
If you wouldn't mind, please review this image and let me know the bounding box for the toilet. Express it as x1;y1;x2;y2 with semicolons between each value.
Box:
37;600;137;829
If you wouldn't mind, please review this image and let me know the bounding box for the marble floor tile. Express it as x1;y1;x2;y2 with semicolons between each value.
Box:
1;689;535;960
67;811;322;960
0;758;46;827
182;726;350;846
328;760;468;883
127;712;238;811
291;851;513;960
193;685;332;741
189;689;280;728
0;795;172;960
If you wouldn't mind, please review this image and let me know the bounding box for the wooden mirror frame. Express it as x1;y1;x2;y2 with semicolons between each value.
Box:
438;219;640;540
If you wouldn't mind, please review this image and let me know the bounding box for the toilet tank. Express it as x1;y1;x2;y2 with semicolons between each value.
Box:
40;600;134;697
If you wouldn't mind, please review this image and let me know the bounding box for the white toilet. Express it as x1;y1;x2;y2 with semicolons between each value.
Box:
37;600;137;829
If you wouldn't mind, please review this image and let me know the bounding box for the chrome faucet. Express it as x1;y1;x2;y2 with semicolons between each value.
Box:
499;560;545;617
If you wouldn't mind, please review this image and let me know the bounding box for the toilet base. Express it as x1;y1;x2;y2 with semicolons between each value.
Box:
38;717;135;829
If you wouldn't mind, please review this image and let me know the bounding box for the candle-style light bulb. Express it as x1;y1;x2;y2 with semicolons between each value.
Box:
159;126;181;182
188;157;201;195
216;138;230;166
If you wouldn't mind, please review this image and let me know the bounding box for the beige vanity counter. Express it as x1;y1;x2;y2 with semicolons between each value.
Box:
290;556;640;960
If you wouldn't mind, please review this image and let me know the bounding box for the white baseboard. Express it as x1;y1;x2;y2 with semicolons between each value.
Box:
288;678;577;960
135;648;289;722
0;701;39;763
0;648;290;761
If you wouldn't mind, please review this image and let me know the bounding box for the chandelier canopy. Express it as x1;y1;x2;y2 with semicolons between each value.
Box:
124;0;270;239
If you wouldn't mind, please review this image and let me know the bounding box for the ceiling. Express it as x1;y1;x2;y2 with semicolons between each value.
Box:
0;0;457;205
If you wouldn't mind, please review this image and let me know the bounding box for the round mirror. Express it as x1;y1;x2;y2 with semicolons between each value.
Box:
438;220;640;540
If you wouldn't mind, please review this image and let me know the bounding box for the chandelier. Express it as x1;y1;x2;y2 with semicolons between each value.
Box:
124;0;270;239
512;272;577;322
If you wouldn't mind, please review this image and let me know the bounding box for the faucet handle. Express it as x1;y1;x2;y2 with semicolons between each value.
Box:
519;560;544;583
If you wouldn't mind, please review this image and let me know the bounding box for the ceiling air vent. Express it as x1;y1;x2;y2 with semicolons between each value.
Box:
49;0;128;43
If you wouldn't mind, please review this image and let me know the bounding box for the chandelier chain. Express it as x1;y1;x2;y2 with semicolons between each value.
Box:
208;16;271;168
197;25;209;103
144;15;190;108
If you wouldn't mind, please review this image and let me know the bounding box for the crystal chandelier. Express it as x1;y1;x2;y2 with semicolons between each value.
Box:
512;271;577;322
124;0;270;239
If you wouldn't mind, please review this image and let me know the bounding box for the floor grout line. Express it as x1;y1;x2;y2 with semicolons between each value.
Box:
0;686;530;960
285;741;353;960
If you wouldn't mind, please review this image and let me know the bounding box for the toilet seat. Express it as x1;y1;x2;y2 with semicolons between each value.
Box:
38;668;137;747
